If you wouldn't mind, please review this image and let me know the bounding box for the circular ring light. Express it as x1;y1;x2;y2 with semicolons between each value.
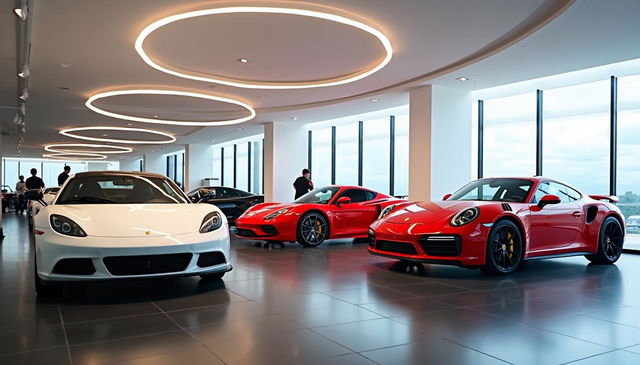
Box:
45;143;133;154
44;152;108;160
135;7;393;89
60;126;176;144
85;89;256;126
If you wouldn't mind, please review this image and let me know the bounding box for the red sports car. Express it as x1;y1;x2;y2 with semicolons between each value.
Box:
235;186;403;247
368;177;625;274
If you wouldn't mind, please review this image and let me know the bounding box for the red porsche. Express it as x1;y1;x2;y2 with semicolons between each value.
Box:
368;177;625;274
235;186;403;247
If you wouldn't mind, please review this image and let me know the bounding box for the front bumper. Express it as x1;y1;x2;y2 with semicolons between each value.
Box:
35;227;231;282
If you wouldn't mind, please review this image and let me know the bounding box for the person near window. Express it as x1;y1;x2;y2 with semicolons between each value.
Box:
293;168;314;199
58;165;71;186
15;175;27;214
26;168;45;190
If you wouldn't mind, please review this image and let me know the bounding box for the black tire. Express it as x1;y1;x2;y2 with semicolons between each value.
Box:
296;212;328;247
585;216;624;264
481;220;523;275
200;271;225;280
34;261;58;296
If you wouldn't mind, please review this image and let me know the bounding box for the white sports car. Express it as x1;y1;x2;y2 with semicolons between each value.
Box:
29;187;61;230
26;171;231;295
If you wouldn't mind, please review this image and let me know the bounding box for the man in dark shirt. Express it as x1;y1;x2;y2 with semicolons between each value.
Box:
293;168;314;199
58;166;71;186
25;168;45;190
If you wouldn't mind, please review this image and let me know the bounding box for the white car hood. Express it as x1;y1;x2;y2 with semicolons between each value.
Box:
39;204;219;237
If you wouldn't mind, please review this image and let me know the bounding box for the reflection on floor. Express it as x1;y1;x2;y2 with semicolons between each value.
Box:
2;214;640;364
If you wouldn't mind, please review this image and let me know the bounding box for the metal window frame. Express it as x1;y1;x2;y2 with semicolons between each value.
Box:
610;75;618;196
477;100;484;179
536;89;543;176
307;130;312;180
331;126;336;184
389;115;396;196
233;144;237;188
220;147;225;186
247;141;252;193
358;121;364;186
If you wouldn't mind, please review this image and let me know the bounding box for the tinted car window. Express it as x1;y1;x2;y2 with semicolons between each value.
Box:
532;181;573;203
339;189;371;203
58;175;188;204
450;178;533;203
295;187;340;204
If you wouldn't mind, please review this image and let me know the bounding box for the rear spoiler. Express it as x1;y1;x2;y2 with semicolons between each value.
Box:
589;195;619;203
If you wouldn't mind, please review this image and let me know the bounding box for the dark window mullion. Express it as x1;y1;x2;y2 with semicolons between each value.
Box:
233;144;237;188
358;121;363;186
221;147;224;186
477;100;484;179
610;75;618;196
389;115;395;196
247;141;252;192
536;90;543;176
331;126;336;185
308;130;312;180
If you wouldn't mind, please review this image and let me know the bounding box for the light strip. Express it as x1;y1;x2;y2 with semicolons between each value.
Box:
85;89;256;126
135;7;393;89
45;143;132;154
60;126;176;144
43;152;108;161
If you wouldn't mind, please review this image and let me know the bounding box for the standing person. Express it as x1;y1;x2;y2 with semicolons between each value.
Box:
293;168;314;199
25;168;45;190
58;165;71;186
15;176;27;214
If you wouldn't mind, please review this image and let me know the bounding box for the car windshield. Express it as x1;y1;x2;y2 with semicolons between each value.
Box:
57;174;189;204
449;178;534;203
44;187;60;194
295;187;341;204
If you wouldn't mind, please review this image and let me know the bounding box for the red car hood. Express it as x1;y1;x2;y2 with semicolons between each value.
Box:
239;202;316;220
384;200;485;224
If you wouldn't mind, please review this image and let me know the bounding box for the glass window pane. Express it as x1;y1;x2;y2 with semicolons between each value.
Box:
311;128;331;187
394;114;409;196
543;79;610;194
3;160;18;187
483;92;536;177
334;123;358;185
362;118;390;193
236;143;249;191
250;140;263;194
223;147;234;187
618;74;640;251
212;148;222;186
42;162;65;187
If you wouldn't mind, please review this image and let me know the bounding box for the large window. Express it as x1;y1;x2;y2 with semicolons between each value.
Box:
362;118;390;193
543;80;610;194
310;128;331;187
165;153;184;188
483;92;536;177
222;147;234;188
2;159;119;188
250;140;263;194
394;114;409;196
334;123;358;185
236;143;249;191
618;74;640;250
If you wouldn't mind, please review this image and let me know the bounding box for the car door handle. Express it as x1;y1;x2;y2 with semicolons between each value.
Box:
572;211;583;217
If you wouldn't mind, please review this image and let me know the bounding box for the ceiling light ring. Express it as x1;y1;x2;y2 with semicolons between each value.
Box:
85;89;256;126
135;6;393;89
60;126;176;144
43;152;108;161
45;143;132;155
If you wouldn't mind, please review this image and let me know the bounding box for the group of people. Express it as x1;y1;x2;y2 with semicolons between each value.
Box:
13;166;71;214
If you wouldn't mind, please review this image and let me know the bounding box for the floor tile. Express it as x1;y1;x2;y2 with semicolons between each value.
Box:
564;350;640;365
64;313;180;345
311;318;418;352
530;314;640;348
0;347;71;365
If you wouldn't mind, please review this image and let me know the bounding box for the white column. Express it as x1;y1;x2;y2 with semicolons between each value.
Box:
118;157;141;172
143;153;165;175
409;85;472;201
184;143;214;191
263;121;307;203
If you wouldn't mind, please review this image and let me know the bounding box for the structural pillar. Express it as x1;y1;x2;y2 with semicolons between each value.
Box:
263;121;307;202
143;153;165;175
184;143;214;191
409;85;472;201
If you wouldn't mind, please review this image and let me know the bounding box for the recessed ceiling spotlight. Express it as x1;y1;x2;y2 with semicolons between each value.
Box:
59;87;70;91
86;89;256;126
18;64;29;78
152;114;159;118
370;98;379;103
60;126;176;144
127;123;133;126
14;7;27;20
60;63;72;68
135;7;393;89
238;58;249;63
456;77;469;81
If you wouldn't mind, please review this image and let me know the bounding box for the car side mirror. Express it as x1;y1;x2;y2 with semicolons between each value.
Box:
442;193;452;200
190;196;198;203
537;194;561;208
336;196;351;207
24;189;43;201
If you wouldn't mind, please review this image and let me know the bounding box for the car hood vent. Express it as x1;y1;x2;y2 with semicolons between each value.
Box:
501;203;513;212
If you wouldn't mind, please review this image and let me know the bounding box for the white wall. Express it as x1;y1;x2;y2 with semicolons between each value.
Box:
184;143;214;191
409;85;472;201
143;153;165;175
119;157;141;172
263;122;307;202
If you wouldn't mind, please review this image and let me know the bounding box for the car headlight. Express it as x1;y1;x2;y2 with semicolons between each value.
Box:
200;211;223;233
378;205;396;220
50;214;87;237
450;207;479;227
264;208;288;220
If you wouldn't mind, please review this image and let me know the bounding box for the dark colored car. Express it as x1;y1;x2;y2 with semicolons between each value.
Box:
189;187;264;224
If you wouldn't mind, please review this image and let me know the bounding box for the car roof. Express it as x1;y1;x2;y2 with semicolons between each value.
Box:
72;171;167;179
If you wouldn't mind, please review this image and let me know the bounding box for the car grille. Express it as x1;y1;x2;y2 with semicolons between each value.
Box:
375;240;418;255
103;253;192;276
197;252;227;267
260;225;278;235
419;235;461;256
52;258;96;275
236;228;257;237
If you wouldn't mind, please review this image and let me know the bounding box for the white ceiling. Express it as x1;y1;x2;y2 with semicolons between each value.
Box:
5;0;637;160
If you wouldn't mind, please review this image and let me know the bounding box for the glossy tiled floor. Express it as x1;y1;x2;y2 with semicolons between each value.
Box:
2;214;640;365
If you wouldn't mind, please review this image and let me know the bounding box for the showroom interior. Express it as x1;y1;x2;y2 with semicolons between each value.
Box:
1;0;640;364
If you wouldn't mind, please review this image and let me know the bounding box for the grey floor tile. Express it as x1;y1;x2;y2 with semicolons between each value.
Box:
565;350;640;365
64;313;180;345
0;346;71;365
311;318;419;352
